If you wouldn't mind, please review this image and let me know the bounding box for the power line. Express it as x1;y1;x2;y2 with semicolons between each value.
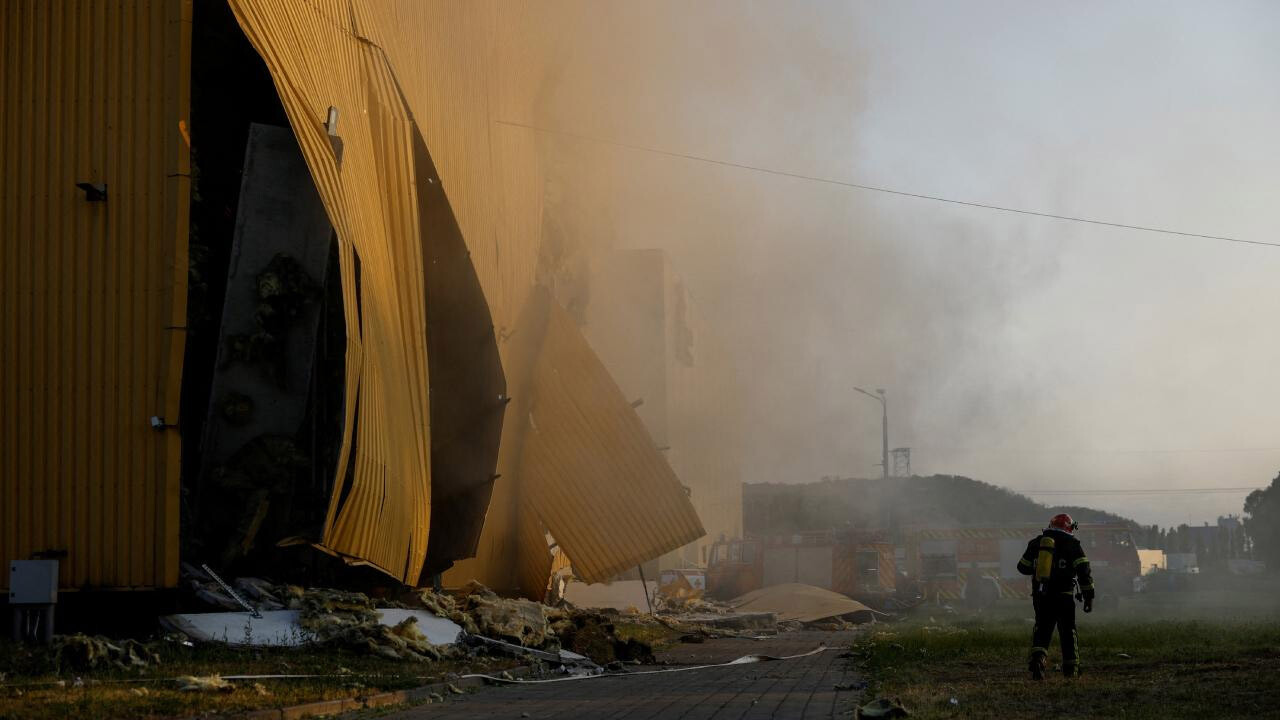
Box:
917;446;1280;456
1016;487;1261;496
494;119;1280;250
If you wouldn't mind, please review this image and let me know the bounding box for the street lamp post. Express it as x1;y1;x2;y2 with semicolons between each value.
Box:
854;387;889;479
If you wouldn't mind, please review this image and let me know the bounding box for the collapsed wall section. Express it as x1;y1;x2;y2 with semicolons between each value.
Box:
229;0;705;592
229;0;435;583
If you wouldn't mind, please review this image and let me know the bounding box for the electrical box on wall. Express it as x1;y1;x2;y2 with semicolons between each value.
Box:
9;560;59;604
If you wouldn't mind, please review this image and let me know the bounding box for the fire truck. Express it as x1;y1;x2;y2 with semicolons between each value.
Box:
705;529;896;603
904;523;1141;606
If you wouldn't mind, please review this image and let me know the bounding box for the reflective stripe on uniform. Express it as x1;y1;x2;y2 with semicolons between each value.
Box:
1018;558;1032;567
1073;557;1090;567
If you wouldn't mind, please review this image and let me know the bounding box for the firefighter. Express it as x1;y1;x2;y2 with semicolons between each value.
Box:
1016;513;1095;679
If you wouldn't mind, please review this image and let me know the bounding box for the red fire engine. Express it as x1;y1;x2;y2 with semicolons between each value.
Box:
904;523;1141;605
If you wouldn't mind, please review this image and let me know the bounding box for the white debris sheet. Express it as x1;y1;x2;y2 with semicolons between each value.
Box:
161;609;462;647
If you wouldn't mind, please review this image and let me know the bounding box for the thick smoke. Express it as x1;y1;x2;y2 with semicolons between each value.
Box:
495;1;1280;526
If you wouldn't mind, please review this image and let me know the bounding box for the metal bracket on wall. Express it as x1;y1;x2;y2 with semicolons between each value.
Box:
75;182;107;202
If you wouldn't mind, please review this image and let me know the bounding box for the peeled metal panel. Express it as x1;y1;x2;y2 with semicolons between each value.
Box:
415;128;507;576
234;0;705;591
353;2;548;590
347;1;545;333
519;297;705;583
0;0;190;590
229;0;433;583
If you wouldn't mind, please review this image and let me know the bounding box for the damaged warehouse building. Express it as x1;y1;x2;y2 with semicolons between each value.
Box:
0;0;743;613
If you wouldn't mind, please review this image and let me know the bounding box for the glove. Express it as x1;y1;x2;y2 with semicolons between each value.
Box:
1083;598;1093;613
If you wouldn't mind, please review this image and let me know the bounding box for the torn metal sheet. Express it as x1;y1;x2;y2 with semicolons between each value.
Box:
231;0;434;584
466;634;597;673
520;297;706;583
228;0;512;584
160;609;462;648
231;0;703;591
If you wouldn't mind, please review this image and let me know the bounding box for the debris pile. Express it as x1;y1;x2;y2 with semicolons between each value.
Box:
174;569;815;668
655;593;731;615
295;588;445;661
416;582;551;648
183;563;287;612
50;634;160;672
546;608;656;664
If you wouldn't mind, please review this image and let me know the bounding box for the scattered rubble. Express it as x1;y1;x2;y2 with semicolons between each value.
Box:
176;674;235;692
169;568;844;670
277;586;449;660
422;582;552;648
50;634;160;672
547;608;655;664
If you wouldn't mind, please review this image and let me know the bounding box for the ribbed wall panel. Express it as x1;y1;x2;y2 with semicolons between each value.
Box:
235;0;706;591
520;299;705;583
0;0;190;590
229;0;432;584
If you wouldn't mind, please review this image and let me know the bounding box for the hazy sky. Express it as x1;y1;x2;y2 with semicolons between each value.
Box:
498;1;1280;526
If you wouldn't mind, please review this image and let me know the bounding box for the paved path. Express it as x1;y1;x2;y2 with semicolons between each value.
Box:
387;631;863;720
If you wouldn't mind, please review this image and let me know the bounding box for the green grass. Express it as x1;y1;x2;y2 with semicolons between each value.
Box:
853;603;1280;719
0;639;518;720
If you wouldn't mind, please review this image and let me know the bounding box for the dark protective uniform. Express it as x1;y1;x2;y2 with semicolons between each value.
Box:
1016;529;1094;677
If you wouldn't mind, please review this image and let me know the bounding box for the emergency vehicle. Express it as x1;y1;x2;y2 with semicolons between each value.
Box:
705;529;896;602
904;523;1140;604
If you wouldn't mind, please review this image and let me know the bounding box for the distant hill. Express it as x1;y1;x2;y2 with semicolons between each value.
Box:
743;475;1135;536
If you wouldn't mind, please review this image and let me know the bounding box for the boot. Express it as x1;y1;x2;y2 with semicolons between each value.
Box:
1028;650;1047;681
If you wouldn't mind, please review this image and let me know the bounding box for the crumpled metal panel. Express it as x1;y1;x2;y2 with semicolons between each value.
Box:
232;0;704;590
520;295;706;583
229;0;434;583
0;0;190;590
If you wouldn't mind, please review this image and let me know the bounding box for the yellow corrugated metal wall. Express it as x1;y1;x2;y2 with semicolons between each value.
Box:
355;1;545;591
519;297;705;583
229;0;434;584
232;0;706;592
0;0;191;590
360;1;706;590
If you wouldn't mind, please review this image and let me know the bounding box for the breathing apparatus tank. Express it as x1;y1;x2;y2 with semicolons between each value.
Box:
1034;535;1056;591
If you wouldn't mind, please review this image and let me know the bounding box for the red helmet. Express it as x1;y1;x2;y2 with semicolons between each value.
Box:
1048;513;1077;533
